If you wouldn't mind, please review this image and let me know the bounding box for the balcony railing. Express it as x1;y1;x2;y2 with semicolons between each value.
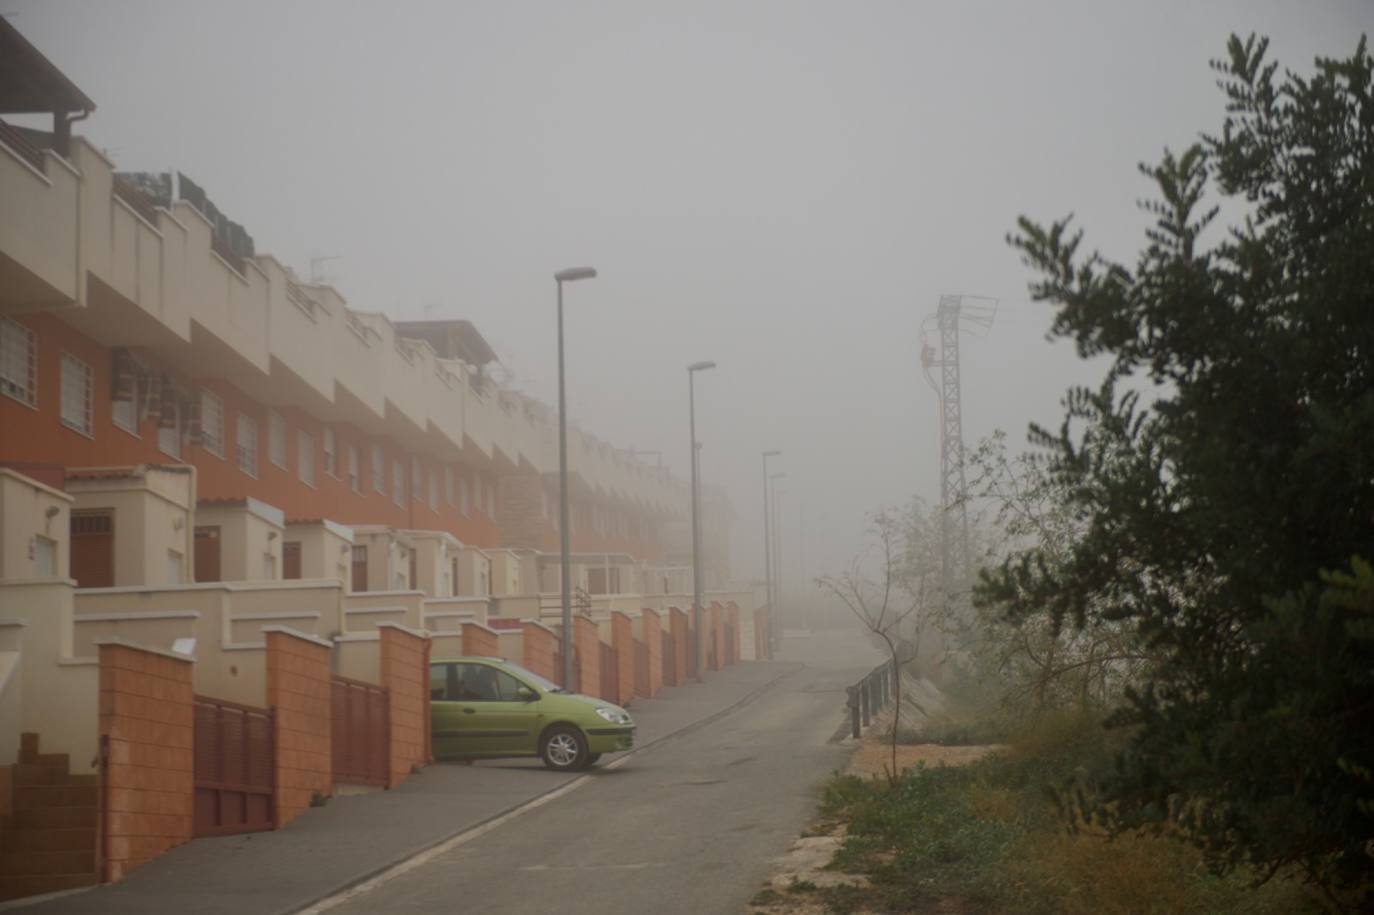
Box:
285;280;318;320
210;230;246;275
112;174;161;227
0;118;44;171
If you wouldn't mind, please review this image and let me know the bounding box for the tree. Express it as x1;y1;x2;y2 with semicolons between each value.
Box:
981;34;1374;904
962;432;1154;714
817;505;939;783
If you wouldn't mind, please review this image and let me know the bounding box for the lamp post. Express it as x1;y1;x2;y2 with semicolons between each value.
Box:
555;266;596;689
688;360;716;680
761;450;780;655
770;471;786;653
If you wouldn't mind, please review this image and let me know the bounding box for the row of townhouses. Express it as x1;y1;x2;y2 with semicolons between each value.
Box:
0;19;766;899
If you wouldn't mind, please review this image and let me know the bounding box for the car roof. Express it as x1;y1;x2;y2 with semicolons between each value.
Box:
430;656;507;664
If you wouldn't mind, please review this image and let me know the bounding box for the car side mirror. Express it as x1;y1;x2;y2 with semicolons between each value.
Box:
516;686;538;702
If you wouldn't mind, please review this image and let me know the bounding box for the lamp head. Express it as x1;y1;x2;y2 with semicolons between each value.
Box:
762;449;781;457
554;267;597;283
688;360;716;373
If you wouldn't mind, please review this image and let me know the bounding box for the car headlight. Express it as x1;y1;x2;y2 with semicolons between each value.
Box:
595;707;631;725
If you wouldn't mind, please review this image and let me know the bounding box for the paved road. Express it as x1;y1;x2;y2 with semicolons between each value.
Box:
319;630;878;915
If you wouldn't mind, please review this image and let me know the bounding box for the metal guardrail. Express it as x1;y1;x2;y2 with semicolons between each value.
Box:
846;659;895;739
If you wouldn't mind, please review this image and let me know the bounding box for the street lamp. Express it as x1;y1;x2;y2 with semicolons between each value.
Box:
761;450;781;655
555;266;597;689
770;471;786;654
688;360;716;680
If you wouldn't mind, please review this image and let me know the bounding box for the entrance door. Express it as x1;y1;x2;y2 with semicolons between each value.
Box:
282;541;302;580
194;526;221;583
351;545;368;592
69;510;114;588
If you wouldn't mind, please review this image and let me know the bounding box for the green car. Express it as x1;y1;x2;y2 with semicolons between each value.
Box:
429;656;635;771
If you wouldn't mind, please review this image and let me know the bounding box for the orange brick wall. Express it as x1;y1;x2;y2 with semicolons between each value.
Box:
521;621;558;682
379;626;430;785
98;642;194;882
572;616;601;700
668;607;689;685
611;613;635;707
265;630;331;827
728;604;741;664
640;609;662;697
460;623;499;658
709;603;724;671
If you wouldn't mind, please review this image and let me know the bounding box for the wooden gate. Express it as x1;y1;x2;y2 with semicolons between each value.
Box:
193;696;274;836
633;639;650;697
661;631;676;686
331;676;389;786
599;642;618;703
553;646;581;693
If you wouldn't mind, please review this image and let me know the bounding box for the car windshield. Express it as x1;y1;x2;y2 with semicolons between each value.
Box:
502;661;564;693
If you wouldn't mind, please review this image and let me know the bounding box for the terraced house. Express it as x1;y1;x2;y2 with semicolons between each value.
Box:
0;19;766;901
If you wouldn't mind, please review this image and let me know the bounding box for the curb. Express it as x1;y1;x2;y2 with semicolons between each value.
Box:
283;662;805;915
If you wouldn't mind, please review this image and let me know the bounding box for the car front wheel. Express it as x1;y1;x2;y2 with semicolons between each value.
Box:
540;726;588;771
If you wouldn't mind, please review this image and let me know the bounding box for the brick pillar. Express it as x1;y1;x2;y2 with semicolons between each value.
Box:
521;620;558;682
572;616;600;699
461;622;500;658
378;623;430;786
264;627;332;827
727;602;740;665
640;609;662;697
668;607;689;684
709;603;723;671
611;612;635;707
96;639;194;882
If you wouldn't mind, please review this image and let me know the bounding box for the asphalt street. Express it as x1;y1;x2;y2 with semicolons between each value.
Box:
320;630;878;915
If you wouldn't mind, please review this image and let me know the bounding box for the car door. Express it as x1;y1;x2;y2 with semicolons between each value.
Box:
430;662;469;759
452;662;542;755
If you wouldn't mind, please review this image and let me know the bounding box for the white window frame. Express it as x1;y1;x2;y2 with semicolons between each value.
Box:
392;460;405;506
348;444;361;492
323;427;337;478
59;353;93;437
411;457;422;501
298;429;315;487
472;475;482;512
444;466;454;506
200;388;225;458
158;401;182;459
371;443;385;492
487;488;496;519
268;410;287;469
236;412;259;478
460;477;470;517
428;470;438;512
112;367;139;436
0;316;37;408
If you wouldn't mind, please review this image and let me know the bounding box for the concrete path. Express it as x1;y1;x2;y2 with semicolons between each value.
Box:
9;633;876;915
309;630;879;914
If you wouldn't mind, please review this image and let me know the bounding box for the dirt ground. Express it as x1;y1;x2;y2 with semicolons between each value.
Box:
846;740;1000;779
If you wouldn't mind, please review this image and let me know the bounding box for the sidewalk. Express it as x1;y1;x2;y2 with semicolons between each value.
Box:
7;661;800;915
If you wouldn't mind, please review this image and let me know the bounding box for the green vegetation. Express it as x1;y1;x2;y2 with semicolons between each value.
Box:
817;717;1322;914
978;32;1374;905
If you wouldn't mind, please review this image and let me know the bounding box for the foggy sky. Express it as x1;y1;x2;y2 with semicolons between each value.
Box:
8;0;1369;600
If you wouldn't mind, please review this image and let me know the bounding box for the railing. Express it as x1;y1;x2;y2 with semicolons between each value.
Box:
285;279;318;319
0;118;44;171
846;660;895;739
210;230;245;275
112;174;161;226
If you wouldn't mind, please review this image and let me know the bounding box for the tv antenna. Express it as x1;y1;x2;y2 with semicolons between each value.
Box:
309;255;342;285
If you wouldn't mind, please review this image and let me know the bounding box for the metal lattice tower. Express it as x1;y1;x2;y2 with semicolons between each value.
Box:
921;295;997;606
